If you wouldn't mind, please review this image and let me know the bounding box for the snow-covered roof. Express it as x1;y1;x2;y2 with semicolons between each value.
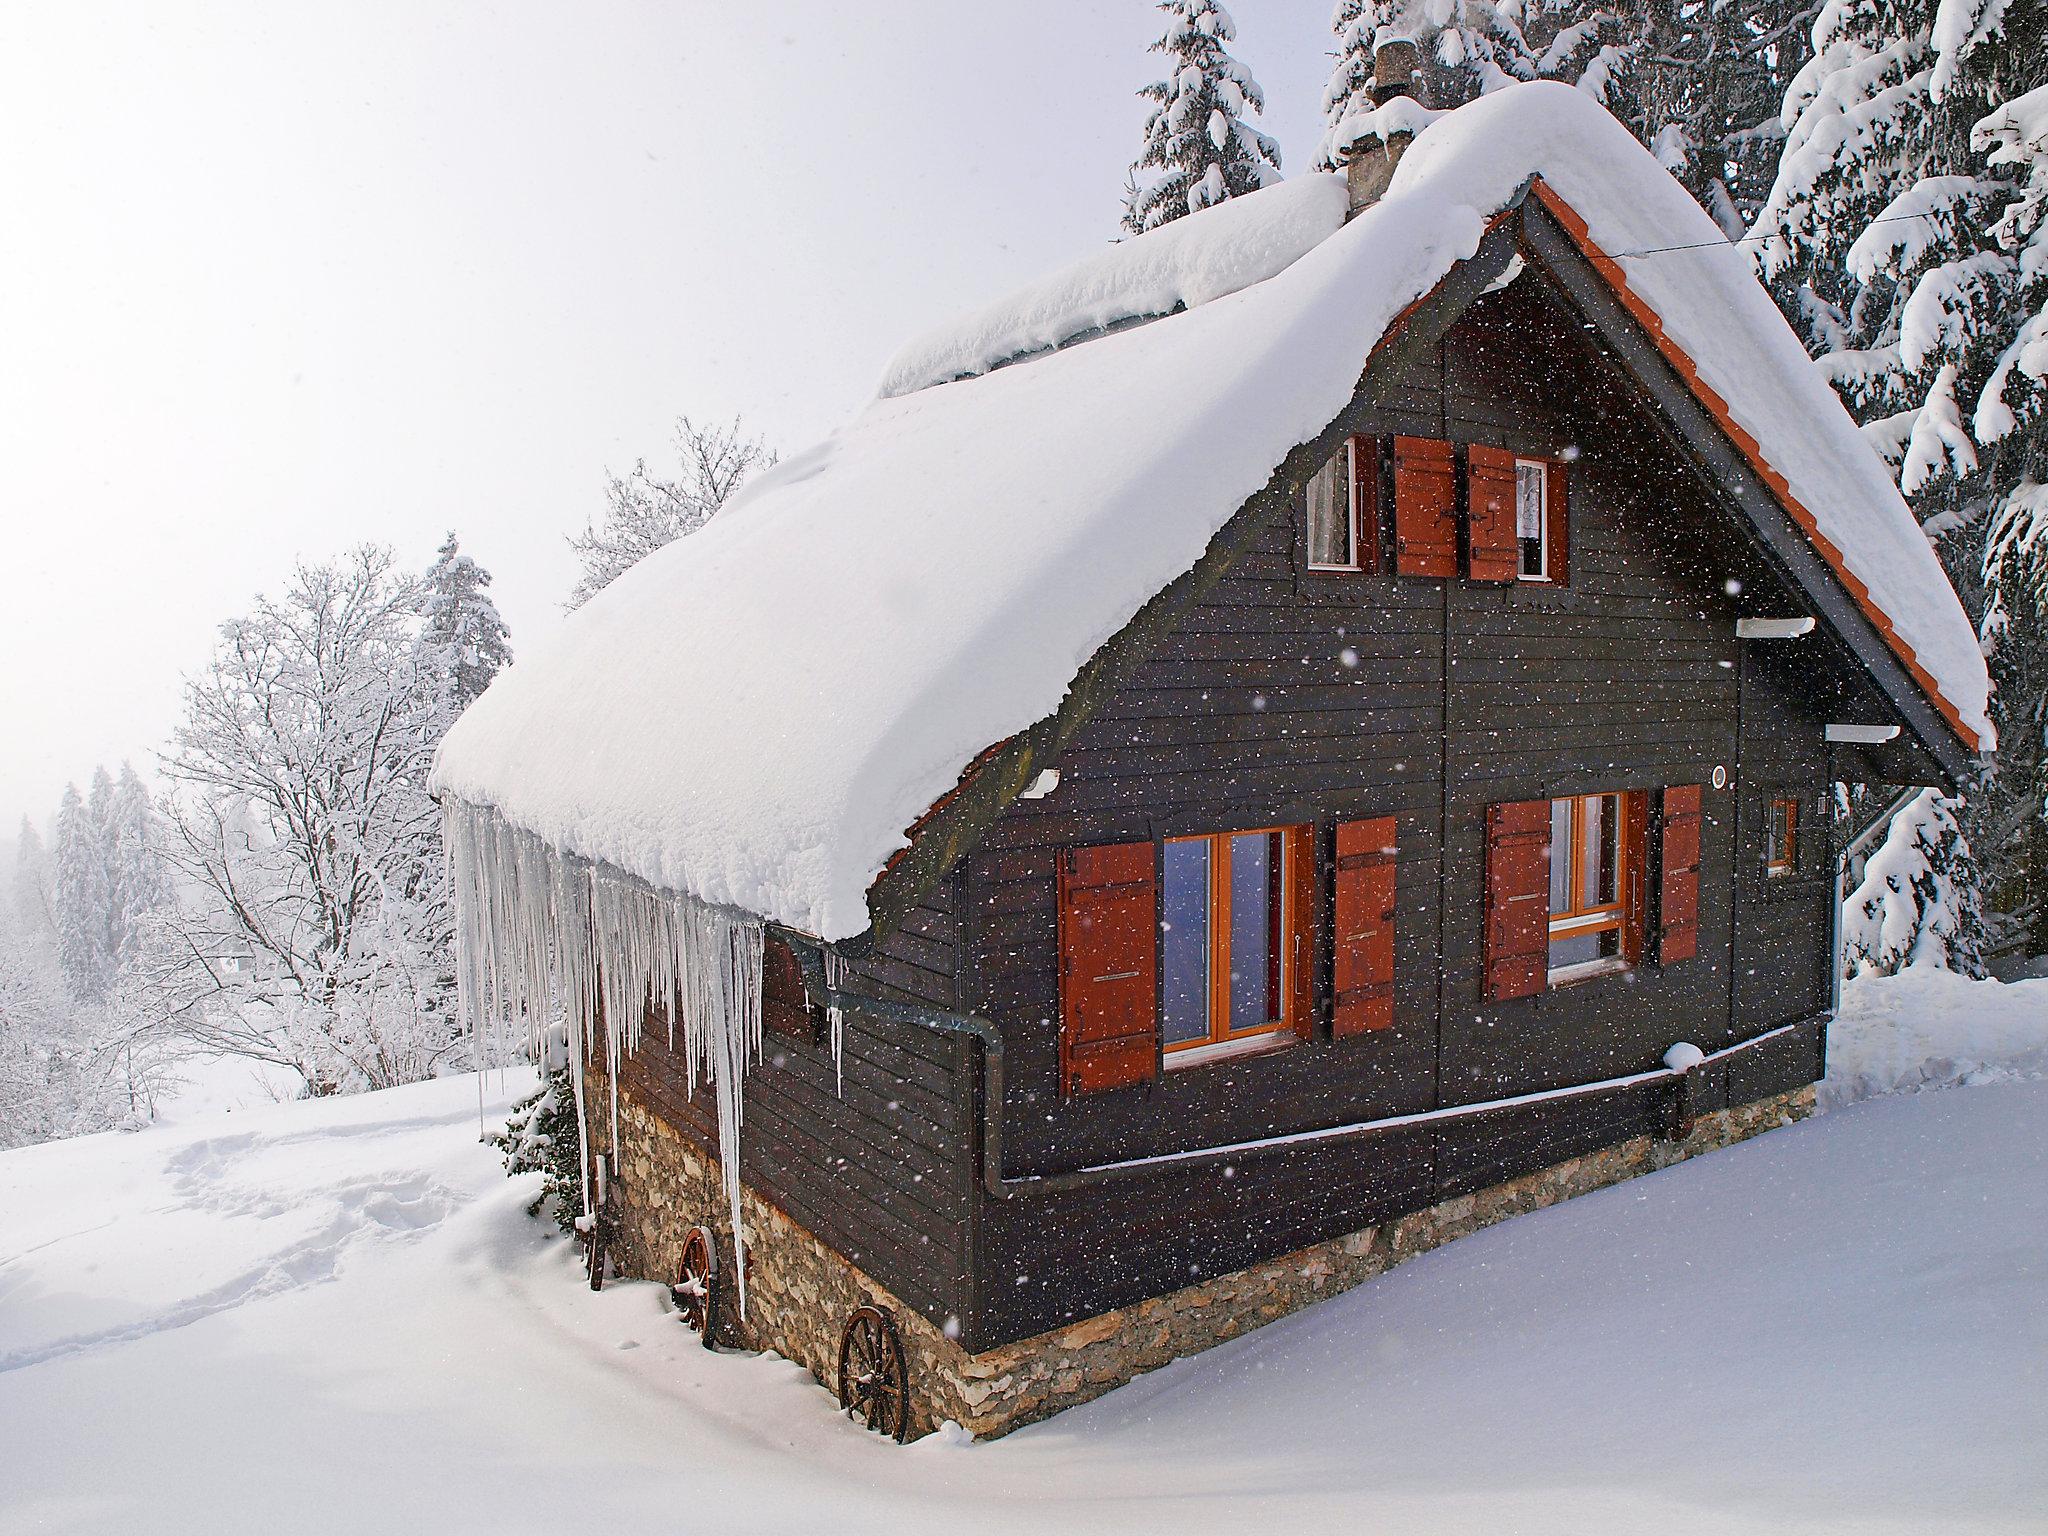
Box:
432;82;1991;942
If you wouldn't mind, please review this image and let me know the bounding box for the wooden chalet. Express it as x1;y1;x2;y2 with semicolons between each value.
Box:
433;71;1991;1441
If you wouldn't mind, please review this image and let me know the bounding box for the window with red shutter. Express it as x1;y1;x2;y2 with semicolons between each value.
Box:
1306;436;1381;573
1057;841;1159;1096
1332;817;1398;1035
1393;436;1458;578
1465;444;1519;583
1484;799;1551;1001
1658;785;1703;963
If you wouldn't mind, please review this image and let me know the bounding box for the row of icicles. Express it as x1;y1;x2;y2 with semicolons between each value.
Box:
446;800;846;1315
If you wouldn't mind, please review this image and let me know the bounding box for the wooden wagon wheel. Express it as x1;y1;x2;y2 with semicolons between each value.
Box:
583;1156;611;1292
837;1304;909;1442
670;1225;721;1348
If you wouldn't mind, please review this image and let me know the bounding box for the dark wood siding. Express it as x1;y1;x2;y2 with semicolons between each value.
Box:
958;270;1836;1348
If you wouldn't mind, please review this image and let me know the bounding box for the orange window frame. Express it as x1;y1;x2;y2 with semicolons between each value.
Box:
1162;826;1309;1054
1766;797;1799;877
1547;792;1640;974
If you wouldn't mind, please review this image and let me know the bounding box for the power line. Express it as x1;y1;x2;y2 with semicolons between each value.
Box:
1614;211;1944;258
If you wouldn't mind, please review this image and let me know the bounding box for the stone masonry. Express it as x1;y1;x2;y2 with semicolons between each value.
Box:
596;1076;1814;1440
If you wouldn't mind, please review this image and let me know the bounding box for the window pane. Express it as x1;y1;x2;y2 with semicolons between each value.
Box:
1549;925;1619;970
1582;794;1621;907
1307;452;1351;568
1229;832;1281;1030
1516;462;1545;577
1161;839;1210;1045
1549;798;1573;914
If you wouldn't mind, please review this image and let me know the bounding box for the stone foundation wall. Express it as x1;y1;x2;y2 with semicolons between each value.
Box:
598;1076;1814;1440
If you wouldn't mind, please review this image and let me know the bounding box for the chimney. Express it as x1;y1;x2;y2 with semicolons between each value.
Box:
1341;38;1430;217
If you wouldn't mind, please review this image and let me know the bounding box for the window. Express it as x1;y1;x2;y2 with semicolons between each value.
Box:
1547;793;1637;977
1161;827;1306;1058
1309;439;1374;571
1515;458;1548;579
1765;797;1799;878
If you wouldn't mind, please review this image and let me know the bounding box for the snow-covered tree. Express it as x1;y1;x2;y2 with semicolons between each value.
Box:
10;816;54;942
53;782;113;1000
1754;0;2046;953
1123;1;1283;235
154;546;466;1095
421;532;512;718
567;415;776;610
108;763;166;967
1842;788;1988;972
1592;0;1820;233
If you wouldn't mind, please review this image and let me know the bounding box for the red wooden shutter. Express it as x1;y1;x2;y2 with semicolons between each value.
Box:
1659;785;1702;964
1546;458;1570;586
1057;841;1158;1096
1350;434;1381;573
1484;799;1551;1002
1332;817;1398;1036
1393;436;1458;578
1465;444;1518;583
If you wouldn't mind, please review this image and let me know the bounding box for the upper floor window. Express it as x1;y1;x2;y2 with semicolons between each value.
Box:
1548;792;1637;978
1765;796;1799;878
1516;459;1550;580
1161;827;1308;1060
1308;438;1377;572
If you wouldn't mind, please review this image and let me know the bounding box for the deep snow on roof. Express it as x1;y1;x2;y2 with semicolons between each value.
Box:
433;83;1990;941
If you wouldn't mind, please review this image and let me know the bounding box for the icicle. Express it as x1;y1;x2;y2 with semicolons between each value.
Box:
442;799;766;1308
823;947;848;1098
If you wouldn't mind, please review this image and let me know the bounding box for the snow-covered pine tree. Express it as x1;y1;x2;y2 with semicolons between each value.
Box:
53;783;113;1000
10;816;54;942
421;532;512;717
108;764;166;966
1123;0;1283;235
1754;0;2047;954
1842;788;1988;972
567;416;775;611
1597;0;1821;234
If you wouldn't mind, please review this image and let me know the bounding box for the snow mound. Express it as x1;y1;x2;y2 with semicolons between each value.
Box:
1824;967;2048;1110
433;82;1989;940
876;171;1347;400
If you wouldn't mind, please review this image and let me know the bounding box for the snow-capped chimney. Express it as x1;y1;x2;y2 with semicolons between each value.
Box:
1339;39;1432;218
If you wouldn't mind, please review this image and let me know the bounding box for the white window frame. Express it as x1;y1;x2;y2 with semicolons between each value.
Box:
1515;457;1550;583
1307;441;1363;573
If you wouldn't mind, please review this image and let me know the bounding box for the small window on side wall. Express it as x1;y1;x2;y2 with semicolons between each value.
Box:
1308;437;1377;573
1765;797;1799;878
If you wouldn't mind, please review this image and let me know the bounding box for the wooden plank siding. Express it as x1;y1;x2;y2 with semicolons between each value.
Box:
957;270;1837;1348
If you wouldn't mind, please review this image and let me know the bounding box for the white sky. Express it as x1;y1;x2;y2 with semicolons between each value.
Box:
0;1;1333;834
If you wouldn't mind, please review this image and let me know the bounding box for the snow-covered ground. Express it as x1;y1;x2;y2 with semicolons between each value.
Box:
2;977;2044;1535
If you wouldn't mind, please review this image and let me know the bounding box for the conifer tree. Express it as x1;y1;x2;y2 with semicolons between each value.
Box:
1123;0;1283;235
1754;0;2047;953
54;783;112;1000
108;764;166;965
10;817;54;941
421;532;513;717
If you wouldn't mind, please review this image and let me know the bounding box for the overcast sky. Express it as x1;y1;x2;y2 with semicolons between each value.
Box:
0;1;1336;833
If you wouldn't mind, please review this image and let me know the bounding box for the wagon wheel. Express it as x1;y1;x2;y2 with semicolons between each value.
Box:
670;1225;721;1348
837;1304;909;1442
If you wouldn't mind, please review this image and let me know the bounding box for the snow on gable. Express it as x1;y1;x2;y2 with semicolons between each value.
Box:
876;171;1348;399
432;82;1989;946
